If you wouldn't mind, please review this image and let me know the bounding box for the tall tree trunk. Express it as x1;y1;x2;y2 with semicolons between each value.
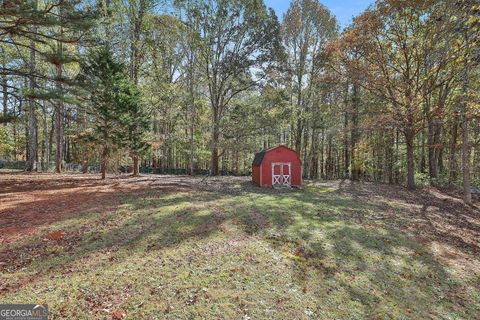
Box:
65;110;70;162
26;22;37;172
429;84;449;181
188;46;196;175
448;112;459;185
294;72;303;154
128;0;146;176
320;127;325;178
427;123;436;178
234;150;239;175
424;95;431;176
78;107;88;173
133;155;139;176
420;128;426;173
55;6;64;173
343;110;349;178
302;126;309;177
461;107;471;203
295;118;302;154
189;113;195;175
42;102;49;170
2;62;7;126
387;131;394;184
350;83;359;181
101;145;108;180
438;144;444;174
461;30;471;204
405;127;415;190
55;71;63;173
13;101;17;160
427;115;443;180
211;115;220;176
326;136;333;179
310;127;319;179
343;82;349;178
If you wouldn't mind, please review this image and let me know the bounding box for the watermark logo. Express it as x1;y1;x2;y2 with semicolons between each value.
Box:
0;304;48;320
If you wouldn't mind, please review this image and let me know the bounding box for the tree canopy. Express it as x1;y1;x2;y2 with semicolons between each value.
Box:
0;0;479;202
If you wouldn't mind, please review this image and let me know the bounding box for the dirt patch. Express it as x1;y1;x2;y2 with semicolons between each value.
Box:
0;172;193;244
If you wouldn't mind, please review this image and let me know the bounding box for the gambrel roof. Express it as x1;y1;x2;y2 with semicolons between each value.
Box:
252;145;302;166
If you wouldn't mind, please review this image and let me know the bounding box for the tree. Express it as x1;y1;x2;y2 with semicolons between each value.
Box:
454;0;480;204
1;0;94;171
122;0;156;175
78;47;141;179
47;0;94;173
142;13;186;172
26;1;38;172
281;0;337;159
2;0;479;198
178;0;202;175
125;89;151;176
181;0;281;175
335;0;448;189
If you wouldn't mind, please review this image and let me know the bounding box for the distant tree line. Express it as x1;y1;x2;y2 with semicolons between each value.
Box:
0;0;479;202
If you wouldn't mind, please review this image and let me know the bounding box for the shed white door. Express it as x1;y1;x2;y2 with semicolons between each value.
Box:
272;163;291;186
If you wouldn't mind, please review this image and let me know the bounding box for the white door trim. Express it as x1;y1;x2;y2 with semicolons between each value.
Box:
271;162;291;186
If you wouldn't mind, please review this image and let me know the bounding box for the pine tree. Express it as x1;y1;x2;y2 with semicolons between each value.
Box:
124;85;150;176
78;47;142;179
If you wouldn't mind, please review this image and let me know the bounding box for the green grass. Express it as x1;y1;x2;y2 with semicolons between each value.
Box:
1;180;479;319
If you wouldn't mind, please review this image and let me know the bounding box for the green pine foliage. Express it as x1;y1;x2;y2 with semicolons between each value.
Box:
77;46;149;176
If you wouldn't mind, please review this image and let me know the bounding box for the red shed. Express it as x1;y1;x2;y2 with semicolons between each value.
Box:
252;145;302;187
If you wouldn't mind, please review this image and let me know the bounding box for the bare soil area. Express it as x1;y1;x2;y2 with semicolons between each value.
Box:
0;172;195;243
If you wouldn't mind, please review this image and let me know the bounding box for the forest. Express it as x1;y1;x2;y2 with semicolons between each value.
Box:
2;1;480;318
0;0;479;203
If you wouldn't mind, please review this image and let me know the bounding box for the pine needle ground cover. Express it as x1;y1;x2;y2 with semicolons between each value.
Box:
1;173;479;319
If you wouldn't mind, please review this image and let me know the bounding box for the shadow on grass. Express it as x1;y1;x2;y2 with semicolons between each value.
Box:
335;181;480;256
217;185;477;317
285;224;469;318
0;191;229;280
1;178;477;318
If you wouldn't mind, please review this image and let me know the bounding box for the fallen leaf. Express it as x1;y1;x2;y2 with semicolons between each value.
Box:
111;309;126;320
45;230;65;240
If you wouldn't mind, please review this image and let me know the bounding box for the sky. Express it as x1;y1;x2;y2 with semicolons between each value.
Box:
264;0;374;30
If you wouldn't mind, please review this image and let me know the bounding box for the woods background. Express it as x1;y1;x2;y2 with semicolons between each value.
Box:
0;0;479;202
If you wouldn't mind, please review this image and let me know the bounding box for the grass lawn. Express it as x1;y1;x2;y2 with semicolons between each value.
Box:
1;173;479;319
